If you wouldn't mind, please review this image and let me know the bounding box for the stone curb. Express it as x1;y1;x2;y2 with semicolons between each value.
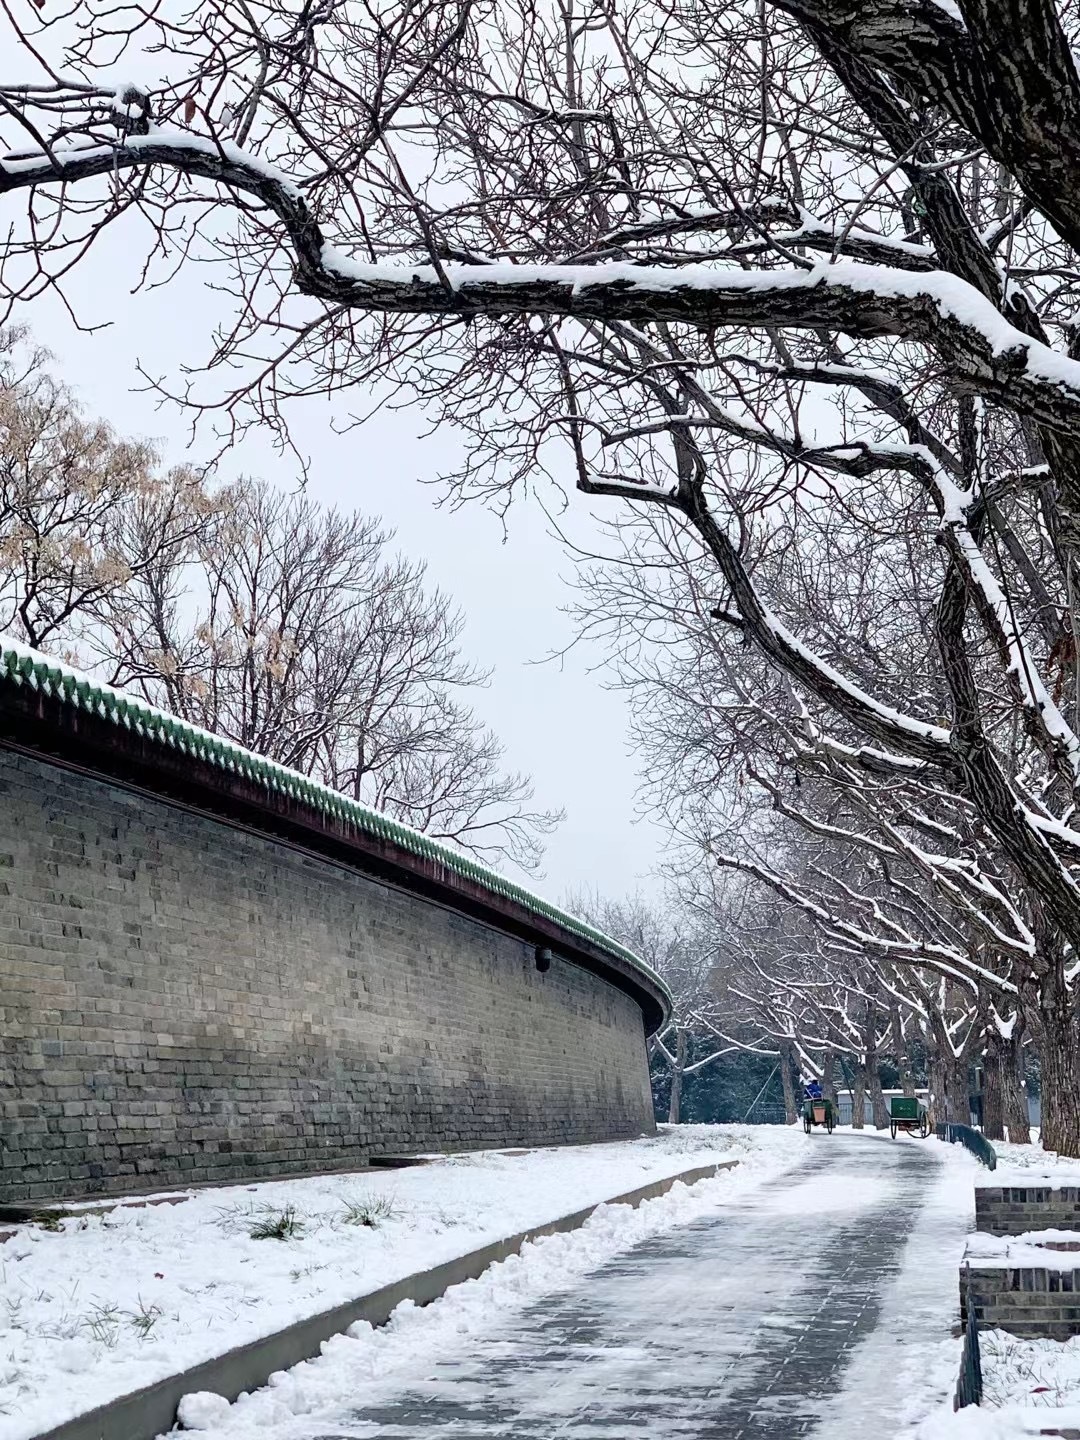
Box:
31;1159;736;1440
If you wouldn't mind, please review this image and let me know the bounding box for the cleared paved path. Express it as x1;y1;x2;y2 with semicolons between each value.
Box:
305;1137;942;1439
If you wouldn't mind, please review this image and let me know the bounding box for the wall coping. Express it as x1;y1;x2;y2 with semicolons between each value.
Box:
0;637;671;1032
976;1176;1080;1191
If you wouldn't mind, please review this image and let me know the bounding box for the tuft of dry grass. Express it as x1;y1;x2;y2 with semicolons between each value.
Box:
340;1192;397;1229
248;1205;305;1241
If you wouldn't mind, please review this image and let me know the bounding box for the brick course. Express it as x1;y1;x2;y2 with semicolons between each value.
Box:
961;1264;1080;1340
975;1186;1080;1236
0;747;655;1203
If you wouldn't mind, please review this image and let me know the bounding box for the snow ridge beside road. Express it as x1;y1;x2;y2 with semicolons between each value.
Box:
174;1150;790;1437
178;1130;982;1440
0;1125;801;1440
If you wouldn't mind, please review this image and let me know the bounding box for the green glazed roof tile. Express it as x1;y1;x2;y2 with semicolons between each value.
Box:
0;634;670;1008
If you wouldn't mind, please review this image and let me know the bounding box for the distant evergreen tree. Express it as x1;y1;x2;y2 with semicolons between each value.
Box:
651;1040;784;1125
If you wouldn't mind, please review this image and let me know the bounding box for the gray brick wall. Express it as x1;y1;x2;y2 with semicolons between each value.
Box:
0;747;655;1203
975;1186;1080;1236
961;1264;1080;1340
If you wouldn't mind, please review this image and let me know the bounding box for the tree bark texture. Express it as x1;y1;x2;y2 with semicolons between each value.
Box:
890;1001;917;1098
866;1004;890;1129
667;1029;687;1124
982;1028;1005;1141
821;1049;838;1105
780;1041;799;1125
945;1058;971;1125
1037;963;1080;1157
1002;1030;1032;1146
927;1050;944;1130
851;1063;867;1130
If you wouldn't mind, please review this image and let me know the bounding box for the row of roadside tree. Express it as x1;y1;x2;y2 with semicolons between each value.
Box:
4;0;1080;1149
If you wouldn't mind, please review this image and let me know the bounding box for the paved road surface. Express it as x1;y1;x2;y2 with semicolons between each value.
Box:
294;1137;945;1440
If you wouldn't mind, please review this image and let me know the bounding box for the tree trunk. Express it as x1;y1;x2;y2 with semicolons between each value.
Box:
780;1041;799;1125
866;1004;889;1129
851;1063;867;1130
1037;1017;1080;1156
944;1058;970;1126
869;1066;890;1130
1001;1025;1031;1146
821;1049;838;1105
1037;971;1080;1156
1032;914;1080;1157
925;1037;947;1130
889;1000;917;1098
667;1029;687;1124
982;1027;1005;1141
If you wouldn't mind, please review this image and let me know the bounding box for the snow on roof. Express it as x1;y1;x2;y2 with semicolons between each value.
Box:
0;634;670;1010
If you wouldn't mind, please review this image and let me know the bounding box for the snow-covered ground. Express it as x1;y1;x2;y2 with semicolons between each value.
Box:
917;1343;1080;1439
989;1133;1080;1186
0;1124;802;1440
825;1128;1080;1437
172;1158;778;1437
174;1129;982;1439
938;1330;1080;1437
980;1330;1080;1410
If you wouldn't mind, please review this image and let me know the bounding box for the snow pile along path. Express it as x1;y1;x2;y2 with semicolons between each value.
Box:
989;1134;1080;1187
172;1127;806;1439
0;1124;801;1440
174;1132;980;1440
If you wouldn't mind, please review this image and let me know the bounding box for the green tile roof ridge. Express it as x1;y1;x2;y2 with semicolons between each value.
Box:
0;636;669;1004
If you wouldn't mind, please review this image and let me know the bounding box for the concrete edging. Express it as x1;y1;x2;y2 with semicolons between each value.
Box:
32;1159;736;1440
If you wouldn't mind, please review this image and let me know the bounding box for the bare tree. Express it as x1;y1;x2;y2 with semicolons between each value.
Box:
6;0;1080;1134
111;476;562;869
573;509;1041;1133
0;353;214;653
0;362;559;869
565;888;733;1122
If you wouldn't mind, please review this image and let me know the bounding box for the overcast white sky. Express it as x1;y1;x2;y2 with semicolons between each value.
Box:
16;238;672;906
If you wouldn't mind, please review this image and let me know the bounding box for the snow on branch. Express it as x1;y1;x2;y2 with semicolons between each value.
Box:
6;125;1080;434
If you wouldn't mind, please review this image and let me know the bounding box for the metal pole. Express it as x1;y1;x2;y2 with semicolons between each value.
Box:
742;1063;779;1123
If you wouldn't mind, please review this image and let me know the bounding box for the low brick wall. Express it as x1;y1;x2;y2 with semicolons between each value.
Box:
961;1264;1080;1340
976;1185;1080;1236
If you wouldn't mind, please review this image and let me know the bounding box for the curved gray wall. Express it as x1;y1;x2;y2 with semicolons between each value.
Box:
0;747;655;1204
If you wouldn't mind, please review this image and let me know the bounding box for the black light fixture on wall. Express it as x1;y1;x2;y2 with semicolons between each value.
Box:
535;946;553;973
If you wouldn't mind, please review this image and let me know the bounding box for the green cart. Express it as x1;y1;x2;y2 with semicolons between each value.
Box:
802;1096;835;1134
889;1095;930;1139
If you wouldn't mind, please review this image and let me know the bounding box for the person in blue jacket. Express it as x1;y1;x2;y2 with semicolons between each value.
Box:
803;1077;823;1100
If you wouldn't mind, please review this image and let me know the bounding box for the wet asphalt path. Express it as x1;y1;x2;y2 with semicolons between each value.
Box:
304;1136;941;1440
